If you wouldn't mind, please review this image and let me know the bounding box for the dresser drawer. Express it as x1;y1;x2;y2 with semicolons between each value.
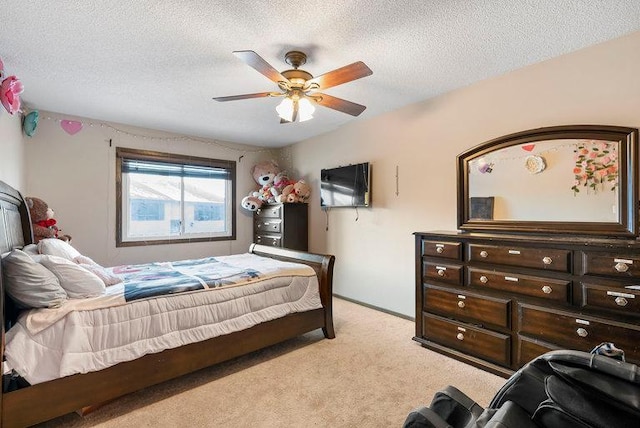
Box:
422;312;510;366
467;268;570;303
255;234;282;247
581;252;640;278
423;285;510;328
468;244;569;272
422;240;461;260
254;219;281;233
518;304;640;362
255;205;282;219
423;261;463;285
580;280;640;317
517;336;560;367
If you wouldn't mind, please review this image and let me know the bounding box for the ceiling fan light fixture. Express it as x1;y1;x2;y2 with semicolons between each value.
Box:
276;97;295;122
298;97;315;122
276;96;315;122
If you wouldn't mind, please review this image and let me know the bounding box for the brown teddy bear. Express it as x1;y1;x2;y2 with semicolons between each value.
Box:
241;160;282;211
25;197;72;243
293;180;311;203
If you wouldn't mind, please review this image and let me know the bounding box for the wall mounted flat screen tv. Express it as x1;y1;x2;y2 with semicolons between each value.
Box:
320;162;371;208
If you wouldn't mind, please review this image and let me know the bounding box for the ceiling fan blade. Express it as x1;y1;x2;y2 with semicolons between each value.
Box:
307;61;372;90
213;92;274;102
314;93;367;116
232;50;290;84
280;118;292;124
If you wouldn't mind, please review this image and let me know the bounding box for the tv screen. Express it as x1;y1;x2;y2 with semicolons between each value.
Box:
320;162;371;208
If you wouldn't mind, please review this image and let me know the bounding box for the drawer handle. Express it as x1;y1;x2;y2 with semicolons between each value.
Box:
457;300;465;308
271;209;278;215
272;239;278;245
542;256;552;265
456;333;464;341
436;246;444;254
615;296;629;307
256;209;261;215
272;225;277;230
479;275;488;284
480;250;488;258
615;262;630;273
541;285;553;294
256;238;262;243
437;269;445;277
576;328;588;338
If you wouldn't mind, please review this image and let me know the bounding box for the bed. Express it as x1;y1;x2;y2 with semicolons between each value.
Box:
0;180;335;427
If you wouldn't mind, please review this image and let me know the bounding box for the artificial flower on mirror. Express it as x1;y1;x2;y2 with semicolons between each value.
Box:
571;140;618;195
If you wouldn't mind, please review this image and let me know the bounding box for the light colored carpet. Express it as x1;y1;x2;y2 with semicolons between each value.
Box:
38;298;506;427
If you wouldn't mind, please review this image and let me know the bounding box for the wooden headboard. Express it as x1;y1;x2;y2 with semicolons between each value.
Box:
0;181;32;254
0;180;34;331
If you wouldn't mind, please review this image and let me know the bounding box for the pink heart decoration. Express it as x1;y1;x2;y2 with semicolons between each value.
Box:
60;120;83;135
521;144;535;152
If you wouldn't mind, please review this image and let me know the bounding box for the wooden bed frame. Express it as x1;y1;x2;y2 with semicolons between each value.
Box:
0;180;335;427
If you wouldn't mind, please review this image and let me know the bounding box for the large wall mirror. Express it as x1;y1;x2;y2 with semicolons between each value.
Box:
457;125;638;237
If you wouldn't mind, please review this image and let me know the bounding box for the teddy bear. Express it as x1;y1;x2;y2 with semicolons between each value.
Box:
241;195;263;211
241;160;282;211
293;180;311;203
277;183;295;203
271;172;294;199
25;196;72;243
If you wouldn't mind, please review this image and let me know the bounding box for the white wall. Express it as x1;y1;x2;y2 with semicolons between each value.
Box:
0;112;25;191
288;31;640;317
23;113;277;266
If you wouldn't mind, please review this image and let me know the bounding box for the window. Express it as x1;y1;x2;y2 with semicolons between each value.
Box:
116;148;236;246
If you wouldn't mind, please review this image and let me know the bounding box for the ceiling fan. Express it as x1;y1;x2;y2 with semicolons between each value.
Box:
213;50;373;123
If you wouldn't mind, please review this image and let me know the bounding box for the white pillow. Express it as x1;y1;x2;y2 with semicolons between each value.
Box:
74;255;123;286
1;249;67;308
38;239;81;261
34;254;106;298
22;244;39;256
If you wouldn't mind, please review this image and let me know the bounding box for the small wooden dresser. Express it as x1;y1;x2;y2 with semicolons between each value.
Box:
254;203;308;251
414;231;640;377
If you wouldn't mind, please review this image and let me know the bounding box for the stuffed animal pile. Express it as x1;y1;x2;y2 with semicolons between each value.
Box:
25;197;72;243
240;160;311;212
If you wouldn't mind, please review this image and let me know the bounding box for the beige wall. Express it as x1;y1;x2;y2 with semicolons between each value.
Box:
22;113;277;266
0;112;25;191
288;31;640;317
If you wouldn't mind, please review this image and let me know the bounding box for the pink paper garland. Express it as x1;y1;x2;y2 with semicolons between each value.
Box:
60;120;83;135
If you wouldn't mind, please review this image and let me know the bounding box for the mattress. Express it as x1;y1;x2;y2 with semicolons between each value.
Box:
4;253;321;385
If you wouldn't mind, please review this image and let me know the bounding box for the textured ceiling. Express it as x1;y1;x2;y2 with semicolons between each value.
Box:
1;1;640;147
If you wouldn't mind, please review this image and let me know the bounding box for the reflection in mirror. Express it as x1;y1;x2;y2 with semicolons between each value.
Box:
457;125;638;237
468;139;619;222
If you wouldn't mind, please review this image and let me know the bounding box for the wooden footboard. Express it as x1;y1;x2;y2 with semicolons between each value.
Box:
250;243;335;339
0;179;335;428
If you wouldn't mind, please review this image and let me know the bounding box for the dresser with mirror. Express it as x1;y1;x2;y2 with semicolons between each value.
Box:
414;125;640;377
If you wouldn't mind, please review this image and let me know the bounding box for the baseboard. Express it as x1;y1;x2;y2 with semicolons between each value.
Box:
333;294;414;322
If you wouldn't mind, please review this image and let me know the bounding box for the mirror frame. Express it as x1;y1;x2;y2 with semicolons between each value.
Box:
457;125;639;237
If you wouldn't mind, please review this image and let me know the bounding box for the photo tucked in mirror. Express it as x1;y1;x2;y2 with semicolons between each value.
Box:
468;139;619;222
